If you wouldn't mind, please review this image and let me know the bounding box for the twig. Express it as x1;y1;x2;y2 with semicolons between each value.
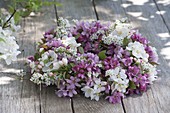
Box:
54;4;59;26
2;9;17;29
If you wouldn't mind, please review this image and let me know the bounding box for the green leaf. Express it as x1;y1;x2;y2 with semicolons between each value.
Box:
69;63;75;67
150;62;159;65
14;12;20;24
78;47;84;54
34;53;40;60
0;38;5;42
123;37;129;46
75;34;80;39
129;81;136;89
20;10;32;17
8;5;15;14
98;50;107;60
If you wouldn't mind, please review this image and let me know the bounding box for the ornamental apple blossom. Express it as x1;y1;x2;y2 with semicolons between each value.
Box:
127;41;149;62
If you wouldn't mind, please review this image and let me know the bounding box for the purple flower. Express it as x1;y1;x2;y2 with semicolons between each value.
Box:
135;74;149;92
28;56;35;61
46;40;63;48
127;66;140;79
105;84;111;94
86;77;94;87
72;53;101;78
103;57;120;70
106;92;124;104
67;89;77;97
121;57;132;66
56;89;68;97
145;46;158;63
66;76;81;89
131;32;148;45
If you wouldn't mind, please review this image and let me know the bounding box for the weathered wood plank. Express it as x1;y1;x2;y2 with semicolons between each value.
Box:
57;0;96;21
120;0;170;112
73;95;124;113
41;86;72;113
56;0;125;113
155;0;170;31
95;0;170;113
0;73;40;113
94;0;126;21
33;4;73;113
0;1;41;113
1;1;72;113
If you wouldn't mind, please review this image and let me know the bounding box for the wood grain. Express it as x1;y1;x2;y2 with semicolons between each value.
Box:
0;1;72;113
95;0;170;113
0;73;40;113
32;4;73;113
57;0;96;21
155;0;170;31
57;0;125;113
0;1;40;113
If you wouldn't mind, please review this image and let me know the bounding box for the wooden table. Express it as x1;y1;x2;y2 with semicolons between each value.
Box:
0;0;170;113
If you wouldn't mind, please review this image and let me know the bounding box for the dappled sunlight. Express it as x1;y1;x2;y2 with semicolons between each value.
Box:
126;0;149;5
138;17;149;21
127;12;143;17
0;68;21;73
127;12;149;21
157;33;170;40
0;76;15;85
156;10;166;15
121;3;131;8
157;0;170;6
160;47;170;61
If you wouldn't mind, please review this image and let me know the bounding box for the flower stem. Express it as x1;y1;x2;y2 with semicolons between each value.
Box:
2;9;17;29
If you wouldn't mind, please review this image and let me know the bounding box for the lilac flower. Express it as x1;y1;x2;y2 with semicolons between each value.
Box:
72;53;101;78
103;57;120;70
105;84;111;94
46;40;63;48
86;77;94;87
135;74;149;92
106;92;124;104
145;46;158;63
57;89;68;97
28;56;35;62
67;88;78;97
66;76;81;89
121;57;132;66
44;28;55;41
127;66;140;80
131;32;148;45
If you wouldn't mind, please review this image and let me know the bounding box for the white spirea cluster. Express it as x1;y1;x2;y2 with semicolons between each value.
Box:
141;61;158;84
55;17;71;38
102;18;132;45
90;30;105;40
0;16;21;65
127;41;149;62
105;67;129;93
30;73;53;86
102;33;124;45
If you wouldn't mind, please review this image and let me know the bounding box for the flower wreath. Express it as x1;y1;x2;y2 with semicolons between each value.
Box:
28;18;159;104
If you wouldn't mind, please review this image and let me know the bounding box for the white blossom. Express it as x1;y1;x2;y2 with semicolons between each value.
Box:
81;86;94;98
105;67;129;93
0;27;21;65
141;61;158;84
127;41;149;62
30;73;53;86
